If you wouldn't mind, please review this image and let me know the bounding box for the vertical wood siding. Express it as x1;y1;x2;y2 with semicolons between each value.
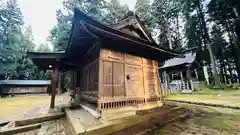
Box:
113;62;125;98
99;48;161;109
1;86;48;94
78;44;100;104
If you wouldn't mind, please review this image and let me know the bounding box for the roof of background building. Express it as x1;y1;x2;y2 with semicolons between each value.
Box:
0;80;51;86
160;52;196;69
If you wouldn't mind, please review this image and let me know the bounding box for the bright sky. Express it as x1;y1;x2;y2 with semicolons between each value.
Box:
18;0;137;48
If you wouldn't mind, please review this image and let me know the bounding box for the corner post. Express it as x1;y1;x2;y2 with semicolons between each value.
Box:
186;68;193;90
180;71;184;91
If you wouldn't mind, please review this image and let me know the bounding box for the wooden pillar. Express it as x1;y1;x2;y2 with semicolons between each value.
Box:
72;71;76;88
164;71;170;95
194;69;199;81
167;73;172;94
186;68;193;90
180;72;184;82
163;71;167;95
50;67;58;109
60;73;65;92
180;71;184;91
58;72;61;93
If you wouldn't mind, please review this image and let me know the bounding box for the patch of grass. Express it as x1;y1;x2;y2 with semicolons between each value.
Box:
0;95;50;118
196;88;240;95
166;88;240;106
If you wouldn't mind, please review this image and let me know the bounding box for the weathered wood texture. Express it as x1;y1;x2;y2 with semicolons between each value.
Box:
99;48;161;110
15;113;65;127
74;45;161;110
50;67;58;109
77;44;100;105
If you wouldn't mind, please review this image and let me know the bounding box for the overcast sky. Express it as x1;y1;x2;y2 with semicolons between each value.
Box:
18;0;138;48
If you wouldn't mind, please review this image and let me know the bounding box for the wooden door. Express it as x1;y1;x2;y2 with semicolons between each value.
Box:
125;65;144;97
113;62;125;98
101;61;113;99
101;61;125;99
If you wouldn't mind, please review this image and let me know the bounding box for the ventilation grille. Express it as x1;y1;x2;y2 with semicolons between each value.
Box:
100;97;160;110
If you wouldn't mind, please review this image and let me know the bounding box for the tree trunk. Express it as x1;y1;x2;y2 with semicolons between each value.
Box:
218;39;227;84
196;0;221;87
167;24;172;49
176;13;181;44
225;19;240;82
233;7;239;17
219;59;227;84
227;58;234;83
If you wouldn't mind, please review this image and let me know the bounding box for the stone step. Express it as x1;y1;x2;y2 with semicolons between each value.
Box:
101;110;136;121
65;108;86;135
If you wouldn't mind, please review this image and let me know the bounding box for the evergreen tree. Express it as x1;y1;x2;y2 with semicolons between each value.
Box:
151;0;183;50
0;0;25;79
50;0;130;51
0;0;50;80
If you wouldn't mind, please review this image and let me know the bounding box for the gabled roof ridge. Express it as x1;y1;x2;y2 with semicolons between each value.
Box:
111;12;156;44
133;14;156;44
65;8;182;59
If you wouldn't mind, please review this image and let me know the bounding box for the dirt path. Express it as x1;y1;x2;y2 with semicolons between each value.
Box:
153;102;240;135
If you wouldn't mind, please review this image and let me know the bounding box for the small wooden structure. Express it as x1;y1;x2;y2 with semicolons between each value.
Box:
28;9;181;112
160;51;200;94
0;80;50;95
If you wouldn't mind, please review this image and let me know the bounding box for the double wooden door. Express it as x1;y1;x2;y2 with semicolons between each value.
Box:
101;61;125;99
101;61;144;99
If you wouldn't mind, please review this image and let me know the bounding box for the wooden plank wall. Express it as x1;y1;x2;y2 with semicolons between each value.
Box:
1;86;48;94
78;44;100;105
99;48;161;110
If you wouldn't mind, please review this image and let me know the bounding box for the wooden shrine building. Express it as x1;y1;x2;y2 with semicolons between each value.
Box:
28;9;181;112
0;80;50;95
159;50;200;93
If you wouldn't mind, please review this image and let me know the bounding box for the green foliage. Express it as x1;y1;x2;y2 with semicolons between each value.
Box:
37;43;51;52
50;22;71;51
50;0;108;51
134;0;152;26
0;0;25;78
103;0;129;25
50;0;131;52
150;0;183;50
0;0;50;80
185;15;202;49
